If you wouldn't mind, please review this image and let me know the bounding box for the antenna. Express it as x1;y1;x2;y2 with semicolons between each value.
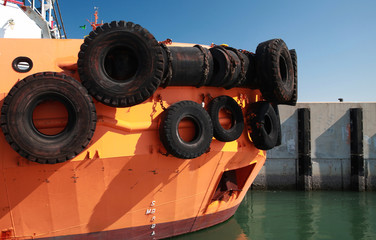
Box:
87;7;103;31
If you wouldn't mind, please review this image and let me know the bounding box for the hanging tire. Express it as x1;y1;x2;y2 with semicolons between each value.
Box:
272;104;282;147
284;49;298;106
0;72;97;164
208;95;244;142
222;46;249;89
159;100;213;159
208;47;231;87
246;101;279;150
255;39;294;103
77;21;164;107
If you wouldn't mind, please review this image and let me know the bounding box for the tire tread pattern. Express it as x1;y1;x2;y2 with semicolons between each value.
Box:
1;72;97;164
159;101;213;159
77;20;164;107
208;95;244;142
256;39;294;103
247;101;279;150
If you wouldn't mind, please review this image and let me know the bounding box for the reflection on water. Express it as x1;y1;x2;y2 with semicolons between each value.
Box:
168;191;376;240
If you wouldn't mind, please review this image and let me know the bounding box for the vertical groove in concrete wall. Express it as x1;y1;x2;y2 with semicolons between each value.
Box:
297;108;312;190
350;108;365;191
255;103;375;191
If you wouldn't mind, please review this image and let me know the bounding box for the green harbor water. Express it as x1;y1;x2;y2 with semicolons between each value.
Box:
169;191;376;240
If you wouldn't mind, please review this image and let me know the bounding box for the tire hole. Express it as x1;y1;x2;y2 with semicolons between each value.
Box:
32;100;68;136
219;107;233;130
264;115;272;135
178;117;199;143
104;46;139;82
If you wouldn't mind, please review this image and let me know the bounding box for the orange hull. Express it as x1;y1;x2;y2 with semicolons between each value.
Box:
0;39;266;239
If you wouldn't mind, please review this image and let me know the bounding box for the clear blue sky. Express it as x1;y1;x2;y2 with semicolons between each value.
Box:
59;0;376;102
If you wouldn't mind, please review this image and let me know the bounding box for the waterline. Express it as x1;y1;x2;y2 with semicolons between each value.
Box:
169;191;376;240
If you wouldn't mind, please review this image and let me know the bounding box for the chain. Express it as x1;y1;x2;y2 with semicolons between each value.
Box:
157;94;167;110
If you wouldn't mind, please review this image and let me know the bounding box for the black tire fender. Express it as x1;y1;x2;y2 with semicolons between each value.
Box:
272;104;282;147
255;39;294;103
159;100;213;159
0;72;97;164
284;49;298;106
78;21;164;107
208;95;244;142
247;101;279;150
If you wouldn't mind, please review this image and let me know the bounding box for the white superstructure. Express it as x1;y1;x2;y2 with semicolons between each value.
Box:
0;0;64;38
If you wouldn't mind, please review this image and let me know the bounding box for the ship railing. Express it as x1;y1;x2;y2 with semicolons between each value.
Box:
27;0;42;16
3;0;25;6
3;0;66;38
26;0;60;38
3;0;41;15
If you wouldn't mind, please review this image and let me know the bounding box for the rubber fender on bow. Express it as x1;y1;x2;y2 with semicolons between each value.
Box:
0;72;97;164
207;95;244;142
208;46;250;89
246;101;279;150
221;46;249;89
160;45;213;88
284;49;298;106
77;21;164;107
272;104;282;147
207;47;231;87
159;100;213;159
242;51;257;89
255;39;295;103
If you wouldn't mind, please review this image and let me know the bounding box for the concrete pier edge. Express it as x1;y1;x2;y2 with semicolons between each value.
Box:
252;102;376;191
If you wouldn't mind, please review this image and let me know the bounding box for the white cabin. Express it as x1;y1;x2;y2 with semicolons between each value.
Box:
0;0;62;38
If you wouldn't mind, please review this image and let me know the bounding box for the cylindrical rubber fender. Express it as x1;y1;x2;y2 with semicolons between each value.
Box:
0;72;97;164
208;47;231;87
161;45;213;87
208;95;244;142
222;47;250;89
241;51;257;89
208;46;249;89
246;101;279;150
255;39;294;103
77;21;164;107
220;47;241;89
159;100;213;159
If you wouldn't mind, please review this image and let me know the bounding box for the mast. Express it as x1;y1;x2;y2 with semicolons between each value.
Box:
87;7;103;31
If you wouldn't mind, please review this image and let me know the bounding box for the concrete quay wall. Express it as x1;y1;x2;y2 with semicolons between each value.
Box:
252;102;376;191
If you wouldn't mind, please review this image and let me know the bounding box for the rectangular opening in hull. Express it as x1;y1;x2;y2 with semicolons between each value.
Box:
211;164;256;202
